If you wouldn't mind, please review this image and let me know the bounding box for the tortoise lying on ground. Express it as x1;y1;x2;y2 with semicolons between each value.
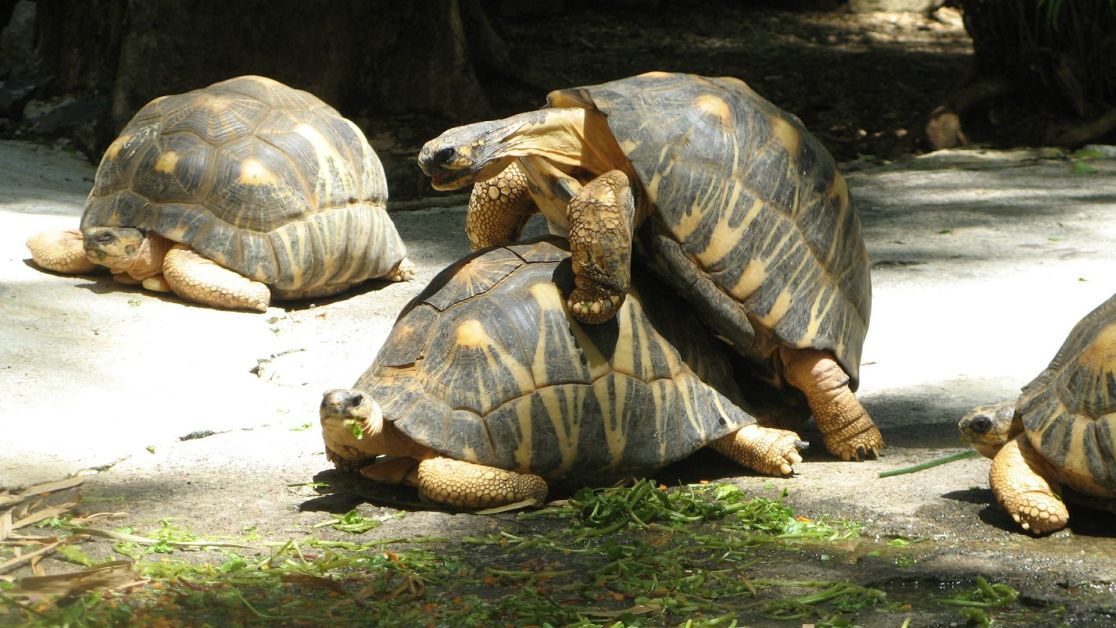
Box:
320;236;806;510
417;72;880;461
27;75;411;311
959;293;1116;534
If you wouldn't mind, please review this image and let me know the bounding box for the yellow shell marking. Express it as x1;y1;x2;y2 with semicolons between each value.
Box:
594;375;628;468
798;290;832;347
295;122;348;200
567;318;611;381
529;283;576;382
447;318;535;415
695;194;761;269
651;382;670;461
197;94;232;113
674;198;709;243
238;158;279;186
769;115;801;156
611;304;639;378
154;151;179;174
693;94;734;130
618;139;640;154
104;134;130;160
513;398;535;472
728;259;768;301
455;319;491;348
828;171;850;211
759;291;793;328
536;386;586;476
1078;322;1116;371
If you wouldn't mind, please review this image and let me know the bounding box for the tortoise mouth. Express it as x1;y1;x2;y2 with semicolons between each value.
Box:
428;169;471;191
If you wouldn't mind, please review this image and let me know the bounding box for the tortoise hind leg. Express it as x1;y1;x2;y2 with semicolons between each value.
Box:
26;229;99;274
417;457;547;510
990;435;1069;534
384;257;416;282
781;347;884;461
710;424;806;476
162;244;270;312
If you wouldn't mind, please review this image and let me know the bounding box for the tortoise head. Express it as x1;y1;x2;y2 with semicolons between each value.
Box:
319;388;430;471
958;400;1022;459
320;389;390;468
82;226;147;271
418;109;566;190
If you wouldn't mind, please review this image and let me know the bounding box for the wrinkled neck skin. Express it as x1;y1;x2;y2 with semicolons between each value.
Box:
84;229;172;280
512;109;649;230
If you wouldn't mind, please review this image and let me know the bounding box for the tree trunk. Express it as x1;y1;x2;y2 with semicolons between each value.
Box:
927;0;1116;149
9;0;493;156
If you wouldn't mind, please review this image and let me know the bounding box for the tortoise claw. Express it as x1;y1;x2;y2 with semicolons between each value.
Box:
568;290;624;324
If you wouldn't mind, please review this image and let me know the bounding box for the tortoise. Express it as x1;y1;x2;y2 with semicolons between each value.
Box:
959;293;1116;534
320;236;806;510
417;71;880;461
26;75;411;311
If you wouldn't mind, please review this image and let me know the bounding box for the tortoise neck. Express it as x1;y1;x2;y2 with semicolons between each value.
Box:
127;233;174;279
507;108;630;178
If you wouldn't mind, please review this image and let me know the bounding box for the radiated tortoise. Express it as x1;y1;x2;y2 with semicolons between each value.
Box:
27;75;411;311
320;236;806;510
959;293;1116;534
417;72;879;461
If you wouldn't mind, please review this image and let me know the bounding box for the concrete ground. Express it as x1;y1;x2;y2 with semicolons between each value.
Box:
2;140;1115;619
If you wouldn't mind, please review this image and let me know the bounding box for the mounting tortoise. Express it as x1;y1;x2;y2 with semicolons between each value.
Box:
959;293;1116;534
27;75;411;311
417;72;880;461
320;236;807;510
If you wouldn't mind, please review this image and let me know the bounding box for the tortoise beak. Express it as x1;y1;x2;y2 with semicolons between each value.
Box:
418;118;523;189
418;141;482;191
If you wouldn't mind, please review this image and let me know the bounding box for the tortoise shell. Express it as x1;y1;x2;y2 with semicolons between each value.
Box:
1014;293;1116;496
356;236;756;482
547;72;871;387
80;75;407;298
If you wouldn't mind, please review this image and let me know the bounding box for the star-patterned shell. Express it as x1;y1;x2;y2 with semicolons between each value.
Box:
547;72;871;387
356;236;757;482
80;75;407;298
1015;293;1116;497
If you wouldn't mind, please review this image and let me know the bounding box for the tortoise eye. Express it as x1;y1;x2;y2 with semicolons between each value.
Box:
433;146;457;164
94;232;115;245
347;393;363;408
968;415;992;434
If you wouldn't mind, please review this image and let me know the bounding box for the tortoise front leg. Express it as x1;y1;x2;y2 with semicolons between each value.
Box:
781;347;884;461
710;424;807;476
26;229;99;274
566;169;636;324
417;456;547;510
162;244;270;312
990;435;1069;534
465;161;536;251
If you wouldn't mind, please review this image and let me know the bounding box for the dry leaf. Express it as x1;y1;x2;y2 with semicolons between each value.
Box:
4;560;139;602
